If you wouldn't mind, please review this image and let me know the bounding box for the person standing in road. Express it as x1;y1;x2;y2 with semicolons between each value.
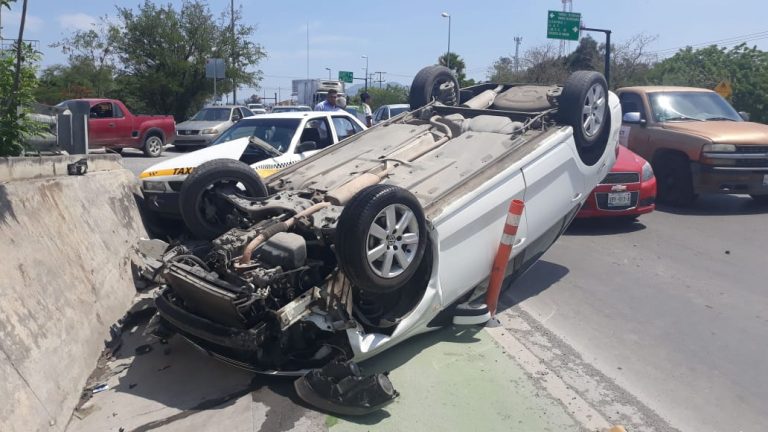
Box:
361;92;373;127
315;89;341;111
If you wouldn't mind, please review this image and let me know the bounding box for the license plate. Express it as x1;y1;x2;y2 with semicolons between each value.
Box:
763;174;768;187
607;192;631;207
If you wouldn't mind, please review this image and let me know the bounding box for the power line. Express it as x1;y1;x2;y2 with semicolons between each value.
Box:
650;30;768;55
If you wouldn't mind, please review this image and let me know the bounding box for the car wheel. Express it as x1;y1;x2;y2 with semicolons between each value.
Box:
750;194;768;205
336;184;428;294
143;134;164;157
557;71;610;150
654;154;696;206
179;159;268;240
409;65;459;109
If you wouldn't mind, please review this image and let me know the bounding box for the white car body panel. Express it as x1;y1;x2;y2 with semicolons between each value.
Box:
345;92;621;361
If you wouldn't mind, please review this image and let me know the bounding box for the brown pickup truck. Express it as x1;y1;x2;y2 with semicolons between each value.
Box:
616;86;768;205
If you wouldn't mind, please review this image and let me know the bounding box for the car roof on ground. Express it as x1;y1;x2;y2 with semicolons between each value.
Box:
618;86;715;94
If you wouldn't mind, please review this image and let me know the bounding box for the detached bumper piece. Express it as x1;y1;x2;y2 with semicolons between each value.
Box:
294;360;398;416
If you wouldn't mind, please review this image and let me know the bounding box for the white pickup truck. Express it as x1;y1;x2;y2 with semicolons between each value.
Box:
147;66;620;399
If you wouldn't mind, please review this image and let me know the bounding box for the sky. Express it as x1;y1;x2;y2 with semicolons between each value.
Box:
1;0;767;103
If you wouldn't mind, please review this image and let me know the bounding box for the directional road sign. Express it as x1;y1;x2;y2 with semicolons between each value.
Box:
338;70;353;84
547;10;581;41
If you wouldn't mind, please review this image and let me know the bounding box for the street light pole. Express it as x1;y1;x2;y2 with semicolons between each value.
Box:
361;55;369;91
231;0;237;104
325;67;331;80
441;12;451;70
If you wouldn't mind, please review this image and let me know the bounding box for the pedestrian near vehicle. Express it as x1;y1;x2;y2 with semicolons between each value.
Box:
336;95;347;109
315;89;341;111
361;92;373;127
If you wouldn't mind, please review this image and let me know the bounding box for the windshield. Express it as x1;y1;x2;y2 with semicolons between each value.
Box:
190;108;232;122
648;92;741;122
212;118;301;153
390;106;409;117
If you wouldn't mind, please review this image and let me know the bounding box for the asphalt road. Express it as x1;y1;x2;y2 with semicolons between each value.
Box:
119;146;185;176
502;195;768;432
117;150;768;431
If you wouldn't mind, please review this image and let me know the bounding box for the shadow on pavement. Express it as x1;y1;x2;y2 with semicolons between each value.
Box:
76;297;488;430
496;260;570;312
656;194;768;216
565;217;647;236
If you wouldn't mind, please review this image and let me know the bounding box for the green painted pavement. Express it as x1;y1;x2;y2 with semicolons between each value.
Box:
329;327;579;432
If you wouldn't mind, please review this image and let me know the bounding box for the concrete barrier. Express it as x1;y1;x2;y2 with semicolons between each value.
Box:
0;155;147;432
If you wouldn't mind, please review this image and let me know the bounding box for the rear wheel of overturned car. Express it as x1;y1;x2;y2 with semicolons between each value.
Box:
143;134;165;157
557;71;610;152
179;159;268;240
409;65;460;109
336;184;428;294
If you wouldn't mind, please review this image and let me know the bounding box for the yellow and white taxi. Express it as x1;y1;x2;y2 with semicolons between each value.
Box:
140;110;366;217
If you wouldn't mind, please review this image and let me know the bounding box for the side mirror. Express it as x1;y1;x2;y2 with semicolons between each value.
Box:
232;117;241;122
296;141;317;153
738;111;750;121
623;112;645;125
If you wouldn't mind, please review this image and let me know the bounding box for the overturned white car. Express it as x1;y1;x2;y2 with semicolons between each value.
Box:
147;66;619;389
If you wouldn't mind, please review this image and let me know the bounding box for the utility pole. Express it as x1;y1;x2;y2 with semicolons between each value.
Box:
513;36;523;73
230;0;237;104
374;71;386;88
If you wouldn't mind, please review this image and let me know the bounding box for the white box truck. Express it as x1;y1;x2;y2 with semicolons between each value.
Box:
293;79;346;107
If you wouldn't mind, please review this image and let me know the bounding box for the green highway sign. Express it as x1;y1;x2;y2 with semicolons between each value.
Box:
338;70;353;84
547;10;581;41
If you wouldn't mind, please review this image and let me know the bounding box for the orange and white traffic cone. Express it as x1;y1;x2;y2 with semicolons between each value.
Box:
485;199;525;317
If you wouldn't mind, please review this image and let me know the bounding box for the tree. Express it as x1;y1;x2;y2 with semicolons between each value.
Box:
0;0;43;156
438;52;474;87
648;43;768;123
520;43;568;84
46;0;267;121
566;36;600;72
487;56;523;84
600;33;658;89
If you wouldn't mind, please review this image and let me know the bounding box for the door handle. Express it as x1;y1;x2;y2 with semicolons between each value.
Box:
571;192;583;202
108;123;116;128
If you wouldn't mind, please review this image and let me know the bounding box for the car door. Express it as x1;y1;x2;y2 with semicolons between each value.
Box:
618;91;653;162
329;115;363;143
88;101;122;147
110;102;133;145
521;138;584;256
294;116;332;162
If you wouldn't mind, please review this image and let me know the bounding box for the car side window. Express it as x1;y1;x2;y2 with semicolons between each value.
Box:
303;118;332;149
231;109;242;121
332;116;359;141
112;103;124;118
241;107;254;117
373;107;383;122
90;102;114;119
619;93;645;120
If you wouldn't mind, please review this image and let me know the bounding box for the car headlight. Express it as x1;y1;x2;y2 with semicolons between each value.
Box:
201;128;219;135
641;161;654;181
702;143;736;152
142;180;167;192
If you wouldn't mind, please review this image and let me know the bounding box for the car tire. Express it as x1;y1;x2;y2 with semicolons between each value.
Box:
409;65;459;109
557;71;610;151
750;194;768;205
143;134;165;157
336;184;428;294
654;154;696;206
179;159;268;240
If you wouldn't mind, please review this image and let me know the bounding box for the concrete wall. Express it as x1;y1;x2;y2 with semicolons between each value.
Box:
0;155;146;432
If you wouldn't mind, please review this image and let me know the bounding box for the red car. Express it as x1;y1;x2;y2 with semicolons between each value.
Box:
57;98;176;157
577;145;656;220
